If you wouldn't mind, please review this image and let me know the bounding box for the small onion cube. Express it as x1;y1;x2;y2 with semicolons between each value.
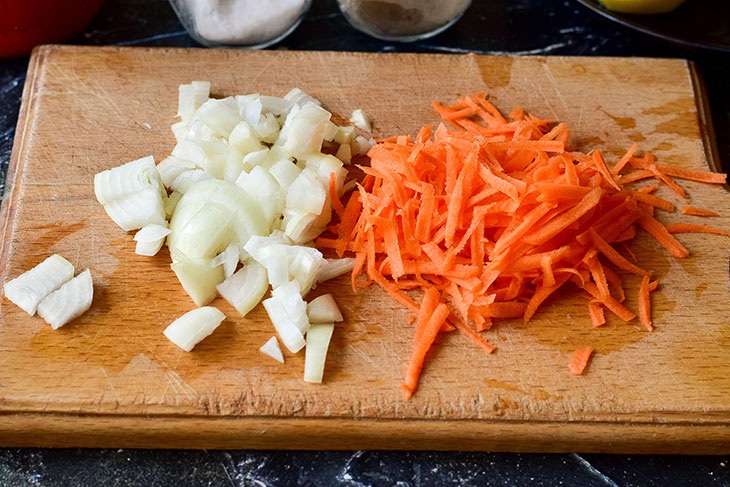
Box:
170;257;224;307
3;254;75;315
37;269;94;330
163;306;225;352
156;156;197;188
94;155;158;205
307;294;343;323
334;125;354;145
349;108;372;132
229;121;264;156
316;257;356;283
271;280;309;333
102;186;166;231
193;99;241;138
286;168;326;215
211;244;240;279
263;296;305;353
277;102;331;159
216;262;268;316
304;323;334;384
259;336;284;363
268;159;301;191
134;223;171;256
335;143;351;164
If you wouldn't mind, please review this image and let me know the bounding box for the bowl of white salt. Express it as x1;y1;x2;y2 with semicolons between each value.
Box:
170;0;312;49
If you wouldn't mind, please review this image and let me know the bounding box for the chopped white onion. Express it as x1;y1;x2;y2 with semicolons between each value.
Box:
3;254;75;315
94;155;159;205
334;125;355;145
229;121;264;156
134;223;171;256
307;294;343;323
317;257;356;282
268;158;301;191
349;108;372;132
192;99;241;138
254;112;280;143
156;156;198;188
171;140;207;166
323;121;338;142
286;168;326;215
236;166;283;224
277;102;331;159
335;143;352;164
165;190;183;219
163;306;225;352
304;323;334;384
353;135;376;156
177;81;210;121
170;257;224;307
211;244;240;278
259;336;284;363
37;269;94;330
102;186;166;231
263;295;306;353
216;261;268;316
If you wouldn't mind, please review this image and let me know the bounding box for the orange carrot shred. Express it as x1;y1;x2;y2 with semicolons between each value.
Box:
682;206;718;217
321;93;729;397
569;347;594;375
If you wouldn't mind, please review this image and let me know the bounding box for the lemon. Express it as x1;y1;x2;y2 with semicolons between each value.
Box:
598;0;686;14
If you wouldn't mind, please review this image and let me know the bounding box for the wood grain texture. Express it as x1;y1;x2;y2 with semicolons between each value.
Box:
1;45;729;452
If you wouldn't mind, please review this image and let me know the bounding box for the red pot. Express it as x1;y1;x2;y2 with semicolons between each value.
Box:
0;0;104;58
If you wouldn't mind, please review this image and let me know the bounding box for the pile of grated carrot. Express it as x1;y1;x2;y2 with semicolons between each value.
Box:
317;93;729;398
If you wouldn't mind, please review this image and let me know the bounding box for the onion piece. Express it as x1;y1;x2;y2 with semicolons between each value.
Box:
165;190;183;219
177;81;210;121
263;295;305;353
211;244;240;279
171;140;207;166
192;99;241;138
94;155;159;205
334;125;354;145
268;159;301;191
229;121;264;156
236;166;284;224
134;223;171;256
3;254;75;315
216;261;268;316
307;294;343;323
156;156;198;188
316;257;356;283
335;143;351;164
286;168;326;215
271;280;309;332
259;336;284;363
170;256;224;307
102;187;166;232
163;306;225;352
277;102;331;159
37;269;94;330
353;135;376;156
349;108;372;132
304;323;334;383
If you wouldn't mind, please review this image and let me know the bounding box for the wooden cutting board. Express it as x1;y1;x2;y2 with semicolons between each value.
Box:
1;45;729;453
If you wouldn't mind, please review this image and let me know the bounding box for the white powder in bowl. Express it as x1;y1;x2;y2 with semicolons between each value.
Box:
182;0;309;46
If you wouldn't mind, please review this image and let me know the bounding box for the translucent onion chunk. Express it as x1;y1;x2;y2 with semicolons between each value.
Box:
37;269;94;330
3;254;75;315
163;306;225;352
216;262;268;317
307;294;343;323
259;336;284;363
304;323;334;384
133;223;171;256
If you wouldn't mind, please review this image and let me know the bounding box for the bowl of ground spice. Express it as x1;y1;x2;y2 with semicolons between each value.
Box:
336;0;471;42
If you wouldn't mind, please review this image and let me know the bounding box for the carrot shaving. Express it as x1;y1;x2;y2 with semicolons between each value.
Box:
665;223;730;237
681;206;718;217
321;93;729;396
569;347;594;375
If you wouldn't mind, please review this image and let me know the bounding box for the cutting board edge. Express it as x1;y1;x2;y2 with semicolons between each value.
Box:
0;45;47;278
2;412;730;453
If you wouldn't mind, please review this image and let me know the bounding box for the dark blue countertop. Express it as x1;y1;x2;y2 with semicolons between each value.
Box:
1;0;730;485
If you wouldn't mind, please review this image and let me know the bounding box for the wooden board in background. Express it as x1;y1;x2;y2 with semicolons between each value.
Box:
1;46;729;453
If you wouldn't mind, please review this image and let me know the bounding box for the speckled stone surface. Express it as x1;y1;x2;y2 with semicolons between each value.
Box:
1;1;730;485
